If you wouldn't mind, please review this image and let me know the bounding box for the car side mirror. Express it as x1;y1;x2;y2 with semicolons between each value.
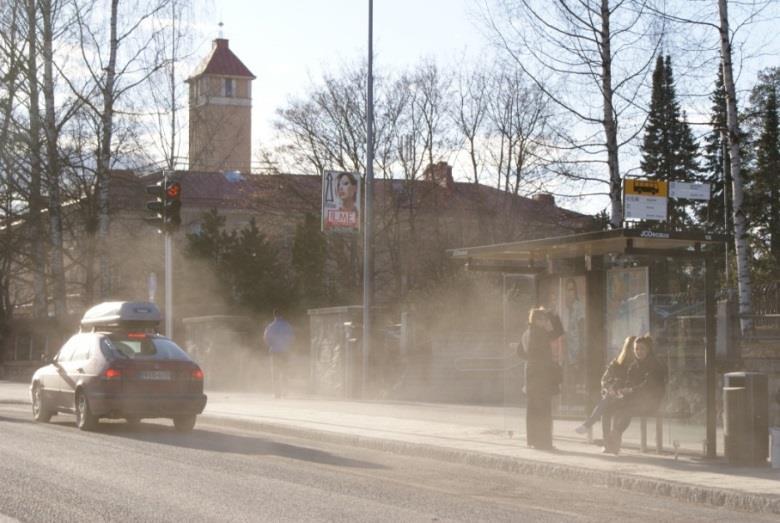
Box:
41;353;53;364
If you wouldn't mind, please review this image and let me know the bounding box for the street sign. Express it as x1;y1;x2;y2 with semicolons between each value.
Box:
624;179;668;221
625;179;668;197
625;194;668;221
669;181;710;200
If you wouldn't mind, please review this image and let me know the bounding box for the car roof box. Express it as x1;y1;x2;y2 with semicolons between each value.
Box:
80;301;161;330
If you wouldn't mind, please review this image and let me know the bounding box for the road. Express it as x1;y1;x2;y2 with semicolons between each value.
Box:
0;403;773;522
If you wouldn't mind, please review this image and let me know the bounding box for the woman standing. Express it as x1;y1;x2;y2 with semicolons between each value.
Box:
521;307;564;450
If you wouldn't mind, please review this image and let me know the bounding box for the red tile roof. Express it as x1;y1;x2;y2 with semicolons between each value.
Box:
129;171;590;237
188;39;255;80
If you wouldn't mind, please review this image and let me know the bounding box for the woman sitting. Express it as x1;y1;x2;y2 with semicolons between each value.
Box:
574;335;636;436
602;335;666;454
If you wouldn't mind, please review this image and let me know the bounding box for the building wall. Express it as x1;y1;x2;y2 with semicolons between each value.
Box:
188;77;252;173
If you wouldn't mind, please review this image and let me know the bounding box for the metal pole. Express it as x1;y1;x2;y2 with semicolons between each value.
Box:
362;0;374;398
163;170;173;338
165;231;173;337
705;255;717;458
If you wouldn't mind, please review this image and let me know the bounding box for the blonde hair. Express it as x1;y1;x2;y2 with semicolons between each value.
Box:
528;307;547;326
616;335;637;365
634;334;654;353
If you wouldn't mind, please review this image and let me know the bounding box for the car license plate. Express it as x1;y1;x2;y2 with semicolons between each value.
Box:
139;370;171;380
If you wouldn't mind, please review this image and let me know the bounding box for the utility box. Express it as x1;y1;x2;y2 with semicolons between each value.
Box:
723;372;769;466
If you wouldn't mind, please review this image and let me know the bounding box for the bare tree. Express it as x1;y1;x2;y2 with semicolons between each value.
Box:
0;0;26;326
70;0;170;299
139;0;195;170
478;0;663;227
717;0;752;331
24;0;48;318
452;66;488;184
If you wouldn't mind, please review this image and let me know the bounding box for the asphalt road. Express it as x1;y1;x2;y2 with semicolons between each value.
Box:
0;403;774;523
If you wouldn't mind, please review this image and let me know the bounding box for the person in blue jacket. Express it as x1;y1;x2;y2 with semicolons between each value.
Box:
263;309;294;398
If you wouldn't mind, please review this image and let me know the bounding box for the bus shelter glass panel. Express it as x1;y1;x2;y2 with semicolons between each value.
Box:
653;286;709;455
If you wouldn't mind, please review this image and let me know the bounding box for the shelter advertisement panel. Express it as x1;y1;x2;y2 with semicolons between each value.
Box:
606;267;650;360
537;276;588;411
322;170;361;232
560;276;586;367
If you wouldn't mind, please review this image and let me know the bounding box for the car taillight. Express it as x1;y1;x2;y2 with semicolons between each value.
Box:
104;368;122;379
192;368;204;380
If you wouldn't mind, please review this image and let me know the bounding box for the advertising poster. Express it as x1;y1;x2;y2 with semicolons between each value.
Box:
538;277;563;363
560;276;586;367
322;170;361;232
606;267;650;360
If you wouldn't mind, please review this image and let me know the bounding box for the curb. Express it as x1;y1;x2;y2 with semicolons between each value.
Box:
199;412;780;516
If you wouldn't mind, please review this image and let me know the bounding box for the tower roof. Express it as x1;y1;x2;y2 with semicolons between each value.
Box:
188;38;256;80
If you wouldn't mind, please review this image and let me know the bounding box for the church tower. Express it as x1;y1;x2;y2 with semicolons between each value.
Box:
187;38;255;173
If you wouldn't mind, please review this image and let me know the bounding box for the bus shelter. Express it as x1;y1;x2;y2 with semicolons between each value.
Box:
450;227;725;457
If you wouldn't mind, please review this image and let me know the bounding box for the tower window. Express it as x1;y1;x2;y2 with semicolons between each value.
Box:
224;78;234;97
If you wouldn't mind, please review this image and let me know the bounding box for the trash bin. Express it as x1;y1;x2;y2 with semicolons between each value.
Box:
771;427;780;469
723;372;769;466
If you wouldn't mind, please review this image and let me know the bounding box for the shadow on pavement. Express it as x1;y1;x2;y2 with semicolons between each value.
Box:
56;419;387;470
0;414;32;424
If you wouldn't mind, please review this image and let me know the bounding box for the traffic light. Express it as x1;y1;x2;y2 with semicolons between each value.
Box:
146;177;182;233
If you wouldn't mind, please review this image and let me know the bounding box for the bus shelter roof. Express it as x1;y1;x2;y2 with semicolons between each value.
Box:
448;228;726;271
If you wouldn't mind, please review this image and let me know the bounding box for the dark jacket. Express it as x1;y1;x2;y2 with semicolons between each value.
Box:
623;355;666;413
600;360;629;393
523;320;564;397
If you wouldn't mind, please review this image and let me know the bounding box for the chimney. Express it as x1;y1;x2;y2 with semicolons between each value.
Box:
423;161;454;190
532;192;555;206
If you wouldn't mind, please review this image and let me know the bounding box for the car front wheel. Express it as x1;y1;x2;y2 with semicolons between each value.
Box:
172;415;196;432
75;391;98;431
32;385;53;423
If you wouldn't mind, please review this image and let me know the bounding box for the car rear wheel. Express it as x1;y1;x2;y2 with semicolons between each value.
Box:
32;385;53;423
172;415;196;432
75;391;98;431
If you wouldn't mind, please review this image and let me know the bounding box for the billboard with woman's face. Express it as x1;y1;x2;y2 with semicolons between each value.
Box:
322;170;361;232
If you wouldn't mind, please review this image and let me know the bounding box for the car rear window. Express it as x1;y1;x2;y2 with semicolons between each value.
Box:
103;335;191;361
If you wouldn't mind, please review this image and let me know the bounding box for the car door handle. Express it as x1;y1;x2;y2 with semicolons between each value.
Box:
77;368;85;373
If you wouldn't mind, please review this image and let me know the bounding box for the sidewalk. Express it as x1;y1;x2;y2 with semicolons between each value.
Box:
2;381;778;514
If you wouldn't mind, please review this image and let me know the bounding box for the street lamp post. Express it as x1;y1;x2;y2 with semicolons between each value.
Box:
362;0;374;398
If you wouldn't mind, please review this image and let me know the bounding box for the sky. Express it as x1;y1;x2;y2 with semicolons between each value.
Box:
181;1;780;216
201;0;486;145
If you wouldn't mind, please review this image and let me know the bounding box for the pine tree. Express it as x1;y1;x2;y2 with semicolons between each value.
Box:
185;210;290;314
292;212;328;309
700;69;732;235
640;55;701;230
751;86;780;278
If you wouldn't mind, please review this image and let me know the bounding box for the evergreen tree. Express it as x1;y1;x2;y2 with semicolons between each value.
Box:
185;209;236;290
291;212;328;309
185;210;290;314
751;86;780;278
700;69;732;235
640;55;701;230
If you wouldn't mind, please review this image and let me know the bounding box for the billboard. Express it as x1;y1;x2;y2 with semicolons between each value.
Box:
322;170;361;232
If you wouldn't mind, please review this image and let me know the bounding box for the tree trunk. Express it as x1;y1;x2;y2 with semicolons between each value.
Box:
26;0;48;318
718;0;752;332
97;0;119;299
601;0;622;228
41;0;67;321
